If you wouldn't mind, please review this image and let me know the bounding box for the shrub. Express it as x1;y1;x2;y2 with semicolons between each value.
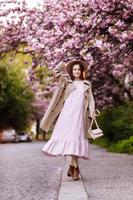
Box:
98;101;133;142
108;136;133;154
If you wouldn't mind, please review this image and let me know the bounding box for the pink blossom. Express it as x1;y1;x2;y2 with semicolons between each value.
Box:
0;0;133;109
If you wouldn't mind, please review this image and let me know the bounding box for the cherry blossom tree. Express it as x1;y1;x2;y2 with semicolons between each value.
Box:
0;0;133;109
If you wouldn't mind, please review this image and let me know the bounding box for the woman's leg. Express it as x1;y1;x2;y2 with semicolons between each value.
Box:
71;155;80;180
68;155;73;166
68;155;78;166
67;155;80;179
71;155;78;167
67;155;74;177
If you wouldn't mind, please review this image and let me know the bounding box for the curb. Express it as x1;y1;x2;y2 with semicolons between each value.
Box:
58;157;88;200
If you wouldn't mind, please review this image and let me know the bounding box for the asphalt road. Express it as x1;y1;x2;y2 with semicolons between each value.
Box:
0;141;133;200
0;141;65;200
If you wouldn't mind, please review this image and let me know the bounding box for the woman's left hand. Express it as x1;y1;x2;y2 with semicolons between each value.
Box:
90;112;96;120
90;109;101;119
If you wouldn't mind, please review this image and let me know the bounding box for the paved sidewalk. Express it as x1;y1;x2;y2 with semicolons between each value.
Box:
79;144;133;200
58;144;133;200
58;157;88;200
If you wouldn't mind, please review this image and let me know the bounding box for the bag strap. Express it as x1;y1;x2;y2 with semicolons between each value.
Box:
88;109;101;132
93;119;100;129
95;109;100;116
88;118;100;132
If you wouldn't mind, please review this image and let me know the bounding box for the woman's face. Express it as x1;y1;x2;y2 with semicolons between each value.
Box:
72;64;81;79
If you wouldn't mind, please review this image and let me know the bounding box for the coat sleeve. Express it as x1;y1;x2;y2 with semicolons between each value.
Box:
52;61;68;85
88;83;95;118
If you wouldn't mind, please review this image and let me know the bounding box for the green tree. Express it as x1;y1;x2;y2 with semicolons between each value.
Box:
0;65;34;131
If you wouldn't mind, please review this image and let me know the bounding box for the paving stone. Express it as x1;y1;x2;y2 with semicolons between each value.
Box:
0;141;64;200
79;144;133;200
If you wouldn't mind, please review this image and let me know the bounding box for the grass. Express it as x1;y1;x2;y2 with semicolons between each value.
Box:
91;137;109;148
92;136;133;154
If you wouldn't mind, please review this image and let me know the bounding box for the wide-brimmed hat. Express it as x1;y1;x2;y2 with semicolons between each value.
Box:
66;59;88;74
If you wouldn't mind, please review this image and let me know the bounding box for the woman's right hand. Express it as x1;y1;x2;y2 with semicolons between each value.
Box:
59;61;67;72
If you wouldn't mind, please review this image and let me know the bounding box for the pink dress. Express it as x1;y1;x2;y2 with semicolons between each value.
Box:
42;80;90;159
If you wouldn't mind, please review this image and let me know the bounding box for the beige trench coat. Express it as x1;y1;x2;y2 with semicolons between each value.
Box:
40;62;96;139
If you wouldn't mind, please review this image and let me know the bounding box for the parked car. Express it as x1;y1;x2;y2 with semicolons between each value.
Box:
0;129;17;143
16;132;32;142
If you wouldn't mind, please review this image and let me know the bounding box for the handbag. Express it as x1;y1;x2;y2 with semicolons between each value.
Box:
88;109;104;140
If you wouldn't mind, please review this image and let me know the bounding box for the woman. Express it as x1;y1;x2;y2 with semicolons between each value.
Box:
40;60;96;181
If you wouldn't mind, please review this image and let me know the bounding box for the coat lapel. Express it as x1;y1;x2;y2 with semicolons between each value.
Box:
68;79;90;92
63;79;90;102
83;80;90;94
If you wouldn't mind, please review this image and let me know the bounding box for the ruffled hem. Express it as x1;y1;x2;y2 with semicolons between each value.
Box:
42;137;90;160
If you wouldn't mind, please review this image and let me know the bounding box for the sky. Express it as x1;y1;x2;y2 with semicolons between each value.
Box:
0;0;44;24
24;0;44;8
0;0;44;9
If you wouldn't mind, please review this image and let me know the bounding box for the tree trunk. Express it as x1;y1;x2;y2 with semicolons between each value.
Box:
36;118;40;140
